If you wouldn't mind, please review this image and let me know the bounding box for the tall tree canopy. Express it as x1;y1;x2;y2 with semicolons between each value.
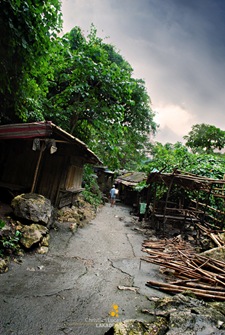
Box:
42;26;157;169
0;0;62;123
183;123;225;154
0;1;156;170
142;141;225;180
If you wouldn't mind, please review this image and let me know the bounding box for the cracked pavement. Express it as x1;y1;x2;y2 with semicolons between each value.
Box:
0;203;165;335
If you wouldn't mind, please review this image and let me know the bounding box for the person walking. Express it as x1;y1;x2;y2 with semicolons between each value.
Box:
139;198;147;222
109;185;116;207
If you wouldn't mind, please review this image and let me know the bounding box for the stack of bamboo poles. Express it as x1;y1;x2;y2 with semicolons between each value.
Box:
142;237;225;301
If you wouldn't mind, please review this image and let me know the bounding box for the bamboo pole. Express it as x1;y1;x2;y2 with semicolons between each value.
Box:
146;280;225;301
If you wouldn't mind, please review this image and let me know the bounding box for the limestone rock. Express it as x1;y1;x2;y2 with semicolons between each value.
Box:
105;319;168;335
41;234;50;247
0;258;8;273
155;294;225;335
20;224;48;249
57;206;81;223
37;246;49;254
202;246;225;262
11;193;53;226
106;294;225;335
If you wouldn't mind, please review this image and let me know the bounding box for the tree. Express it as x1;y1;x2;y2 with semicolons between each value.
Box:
142;142;192;173
0;10;157;170
141;140;225;180
43;26;157;169
183;124;225;154
0;0;62;123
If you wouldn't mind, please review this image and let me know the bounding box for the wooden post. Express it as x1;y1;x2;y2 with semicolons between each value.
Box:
31;142;44;193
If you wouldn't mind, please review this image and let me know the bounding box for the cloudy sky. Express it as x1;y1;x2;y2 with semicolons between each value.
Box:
61;0;225;144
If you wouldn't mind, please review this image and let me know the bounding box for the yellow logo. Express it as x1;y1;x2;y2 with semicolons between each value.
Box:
109;304;119;317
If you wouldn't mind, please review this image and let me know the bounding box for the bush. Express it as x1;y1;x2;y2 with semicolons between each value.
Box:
0;220;22;257
82;165;103;208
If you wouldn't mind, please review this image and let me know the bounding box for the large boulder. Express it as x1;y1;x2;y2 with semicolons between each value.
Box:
11;193;53;226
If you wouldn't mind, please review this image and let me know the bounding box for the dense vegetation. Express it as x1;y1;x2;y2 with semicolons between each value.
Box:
0;0;62;123
0;1;157;170
142;141;225;180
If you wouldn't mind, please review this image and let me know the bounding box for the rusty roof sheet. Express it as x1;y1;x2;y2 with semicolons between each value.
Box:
116;172;147;186
147;170;225;193
0;121;102;165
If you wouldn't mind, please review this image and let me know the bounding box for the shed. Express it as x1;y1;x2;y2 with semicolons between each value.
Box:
94;166;115;195
116;171;147;206
146;169;225;233
0;121;102;208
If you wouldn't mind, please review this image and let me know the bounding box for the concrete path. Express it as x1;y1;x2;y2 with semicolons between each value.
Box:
0;203;165;335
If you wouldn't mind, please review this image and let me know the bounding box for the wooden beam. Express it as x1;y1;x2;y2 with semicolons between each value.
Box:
31;142;45;193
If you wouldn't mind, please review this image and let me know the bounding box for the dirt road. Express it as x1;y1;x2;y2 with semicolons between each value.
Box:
0;203;165;335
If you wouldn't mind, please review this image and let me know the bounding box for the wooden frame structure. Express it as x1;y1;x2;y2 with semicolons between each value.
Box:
146;169;225;233
116;171;147;206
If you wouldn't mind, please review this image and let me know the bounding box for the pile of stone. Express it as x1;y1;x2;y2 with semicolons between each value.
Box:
11;193;53;254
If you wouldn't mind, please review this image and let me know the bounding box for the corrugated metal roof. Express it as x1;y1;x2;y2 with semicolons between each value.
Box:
0;121;102;165
116;172;147;186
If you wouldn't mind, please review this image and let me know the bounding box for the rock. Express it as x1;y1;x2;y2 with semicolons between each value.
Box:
20;224;48;249
187;235;195;241
11;193;53;226
202;246;225;262
37;246;48;254
0;258;8;273
69;223;77;233
155;294;225;334
57;207;81;223
57;200;96;228
0;224;12;237
106;294;225;335
41;234;50;247
105;319;168;335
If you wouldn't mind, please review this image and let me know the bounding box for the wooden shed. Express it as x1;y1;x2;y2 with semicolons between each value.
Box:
115;171;147;206
94;166;115;195
0;121;102;208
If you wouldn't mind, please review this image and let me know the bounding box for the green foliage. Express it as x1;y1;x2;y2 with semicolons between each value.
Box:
82;166;103;208
43;25;157;170
0;222;22;256
184;123;225;154
134;180;147;192
0;0;156;170
142;142;192;173
0;220;6;229
0;0;62;123
141;142;225;227
142;141;225;180
0;2;156;171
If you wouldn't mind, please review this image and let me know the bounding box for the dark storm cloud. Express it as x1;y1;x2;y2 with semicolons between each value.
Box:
62;0;225;143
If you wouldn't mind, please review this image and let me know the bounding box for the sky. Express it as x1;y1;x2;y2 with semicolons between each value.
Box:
61;0;225;144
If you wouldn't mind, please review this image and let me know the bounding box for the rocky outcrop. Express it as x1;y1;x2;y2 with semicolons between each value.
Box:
11;193;53;226
105;319;168;335
11;193;53;253
106;294;225;335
